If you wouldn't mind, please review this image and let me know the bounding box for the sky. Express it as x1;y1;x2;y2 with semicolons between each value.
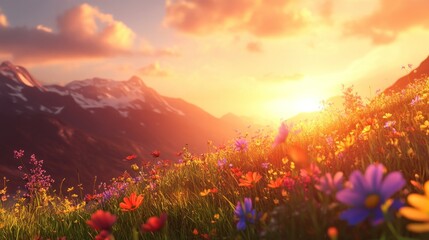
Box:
1;0;429;122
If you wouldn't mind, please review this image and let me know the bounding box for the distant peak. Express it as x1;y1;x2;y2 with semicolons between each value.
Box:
127;75;147;87
0;60;43;89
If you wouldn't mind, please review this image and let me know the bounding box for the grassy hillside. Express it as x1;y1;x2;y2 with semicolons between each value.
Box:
1;76;429;239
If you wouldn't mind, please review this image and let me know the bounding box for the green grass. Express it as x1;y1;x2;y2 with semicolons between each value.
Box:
1;77;429;239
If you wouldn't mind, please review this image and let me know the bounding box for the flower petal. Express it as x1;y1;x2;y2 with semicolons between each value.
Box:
425;181;429;198
370;207;384;226
336;189;365;206
237;220;247;230
400;207;429;221
380;172;405;200
406;223;429;233
340;208;370;225
364;164;383;192
349;170;369;193
408;194;429;212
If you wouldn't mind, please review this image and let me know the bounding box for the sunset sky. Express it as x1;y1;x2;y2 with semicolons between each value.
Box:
1;0;429;122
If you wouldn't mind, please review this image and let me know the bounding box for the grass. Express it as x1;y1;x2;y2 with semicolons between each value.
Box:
1;76;429;239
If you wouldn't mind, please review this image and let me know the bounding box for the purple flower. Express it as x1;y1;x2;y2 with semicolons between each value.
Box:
273;122;289;147
315;172;344;195
410;96;421;106
234;198;256;230
234;138;248;152
261;162;269;169
336;164;405;226
217;158;227;168
383;121;396;128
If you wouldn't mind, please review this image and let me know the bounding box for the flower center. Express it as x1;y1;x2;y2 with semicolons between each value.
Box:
246;213;253;220
364;194;380;209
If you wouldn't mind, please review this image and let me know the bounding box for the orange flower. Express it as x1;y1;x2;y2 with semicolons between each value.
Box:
119;192;144;211
239;171;262;188
268;177;283;189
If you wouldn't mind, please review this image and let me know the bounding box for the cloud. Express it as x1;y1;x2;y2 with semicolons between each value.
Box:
246;41;263;53
0;8;8;27
138;62;170;77
164;0;315;37
0;4;175;63
343;0;429;44
36;25;52;33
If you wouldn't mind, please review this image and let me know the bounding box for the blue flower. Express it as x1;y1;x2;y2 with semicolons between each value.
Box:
234;198;256;230
336;163;405;225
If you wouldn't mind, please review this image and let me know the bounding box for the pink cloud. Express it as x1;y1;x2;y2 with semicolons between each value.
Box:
0;4;175;63
138;62;170;77
164;0;313;37
344;0;429;44
0;8;7;27
246;41;263;53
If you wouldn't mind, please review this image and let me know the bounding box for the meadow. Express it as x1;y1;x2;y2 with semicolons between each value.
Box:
1;76;429;240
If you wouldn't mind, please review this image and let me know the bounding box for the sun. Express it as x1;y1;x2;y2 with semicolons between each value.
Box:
265;96;323;120
293;97;323;113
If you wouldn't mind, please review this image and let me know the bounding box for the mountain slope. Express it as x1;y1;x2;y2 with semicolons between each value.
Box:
0;61;248;193
385;55;429;92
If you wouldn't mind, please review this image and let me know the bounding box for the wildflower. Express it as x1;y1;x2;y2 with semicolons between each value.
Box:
87;210;117;232
231;167;243;178
123;154;137;161
119;192;144;211
200;188;218;197
234;198;257;230
151;150;160;158
95;230;114;240
410;96;421;106
273;122;289;147
399;180;429;232
384;121;396;128
382;113;392;119
261;162;269;169
234;138;248;152
217;158;227;168
327;226;338;240
141;213;167;232
268;177;283;189
336;163;405;225
239;172;262;188
316;172;344;195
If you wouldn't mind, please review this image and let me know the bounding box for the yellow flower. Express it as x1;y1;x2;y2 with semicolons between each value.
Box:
382;113;392;119
400;181;429;232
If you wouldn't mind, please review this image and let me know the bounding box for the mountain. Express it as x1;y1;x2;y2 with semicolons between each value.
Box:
0;61;248;193
385;55;429;92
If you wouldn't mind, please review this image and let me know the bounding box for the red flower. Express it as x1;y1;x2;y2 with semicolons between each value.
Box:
87;210;117;232
231;167;243;178
123;154;137;161
119;192;144;211
239;172;262;188
95;230;114;240
141;213;167;232
151;150;161;158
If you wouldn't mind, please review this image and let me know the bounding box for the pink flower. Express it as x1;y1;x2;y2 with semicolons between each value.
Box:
273;122;289;147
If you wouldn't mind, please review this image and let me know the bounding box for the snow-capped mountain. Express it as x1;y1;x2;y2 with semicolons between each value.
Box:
0;61;248;193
